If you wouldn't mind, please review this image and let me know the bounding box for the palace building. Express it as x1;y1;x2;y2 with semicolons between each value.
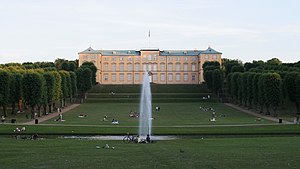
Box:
78;47;222;84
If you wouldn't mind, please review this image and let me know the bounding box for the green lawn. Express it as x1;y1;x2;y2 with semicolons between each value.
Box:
43;102;273;126
0;136;299;169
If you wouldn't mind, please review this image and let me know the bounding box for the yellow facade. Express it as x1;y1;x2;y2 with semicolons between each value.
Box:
78;47;222;84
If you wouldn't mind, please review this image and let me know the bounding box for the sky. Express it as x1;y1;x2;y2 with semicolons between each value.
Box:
0;0;299;64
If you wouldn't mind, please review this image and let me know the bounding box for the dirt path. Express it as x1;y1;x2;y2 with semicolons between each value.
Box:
24;104;81;124
224;103;293;124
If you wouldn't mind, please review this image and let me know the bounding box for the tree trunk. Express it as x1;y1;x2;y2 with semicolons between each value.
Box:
43;105;47;115
11;103;16;115
31;106;35;119
265;103;270;115
48;104;52;114
2;105;7;117
259;104;264;114
37;105;41;117
296;102;300;115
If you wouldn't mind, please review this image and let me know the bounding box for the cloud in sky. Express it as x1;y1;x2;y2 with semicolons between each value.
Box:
0;0;299;63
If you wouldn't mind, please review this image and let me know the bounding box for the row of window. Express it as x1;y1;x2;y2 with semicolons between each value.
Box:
82;55;202;61
103;63;197;71
103;73;196;82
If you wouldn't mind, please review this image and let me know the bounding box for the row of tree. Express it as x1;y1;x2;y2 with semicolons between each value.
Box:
0;61;96;118
203;58;300;116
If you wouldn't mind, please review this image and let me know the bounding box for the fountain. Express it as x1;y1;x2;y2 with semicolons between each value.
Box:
139;71;152;139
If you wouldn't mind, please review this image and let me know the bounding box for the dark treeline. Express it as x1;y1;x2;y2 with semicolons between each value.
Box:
0;59;97;118
203;58;300;116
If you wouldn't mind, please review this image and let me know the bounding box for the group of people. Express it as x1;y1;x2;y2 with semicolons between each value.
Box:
136;134;152;143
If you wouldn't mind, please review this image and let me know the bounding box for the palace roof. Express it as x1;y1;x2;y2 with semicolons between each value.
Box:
78;47;222;56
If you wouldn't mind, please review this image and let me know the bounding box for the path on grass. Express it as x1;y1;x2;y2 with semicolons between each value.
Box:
224;103;293;124
24;104;81;124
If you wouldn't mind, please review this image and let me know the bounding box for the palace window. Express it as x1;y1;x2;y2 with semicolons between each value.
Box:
183;64;188;71
148;54;152;61
153;73;158;81
168;73;173;81
176;73;180;81
127;63;132;71
153;64;157;71
127;73;132;81
192;74;196;81
111;63;116;71
135;63;140;71
153;54;157;61
112;73;116;81
119;63;124;71
104;73;108;81
192;64;196;71
176;63;181;71
184;73;188;81
120;73;124;81
176;57;180;61
143;55;147;61
160;73;165;81
168;63;173;71
160;63;165;71
104;63;108;71
112;57;116;61
135;73;140;81
184;57;188;61
160;57;165;61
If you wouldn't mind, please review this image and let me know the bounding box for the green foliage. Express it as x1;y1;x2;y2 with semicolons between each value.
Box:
258;74;266;113
230;72;240;102
69;71;77;97
59;71;69;99
43;72;55;105
202;61;220;69
212;69;224;94
76;67;92;93
51;71;62;103
264;73;282;115
81;62;97;85
203;70;213;90
247;73;255;108
266;58;282;65
252;73;260;108
22;72;43;108
0;70;11;116
223;59;241;77
284;72;300;113
231;65;245;73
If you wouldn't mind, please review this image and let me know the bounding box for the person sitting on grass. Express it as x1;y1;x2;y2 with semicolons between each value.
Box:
1;115;5;122
111;119;119;124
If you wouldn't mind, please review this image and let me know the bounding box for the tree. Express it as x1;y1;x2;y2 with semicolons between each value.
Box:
22;72;43;118
247;72;256;109
212;69;224;94
296;74;300;114
266;58;282;65
264;73;282;116
51;71;62;110
258;74;266;113
223;59;241;77
81;62;97;85
76;67;92;102
59;71;69;108
43;72;55;114
285;72;300;114
252;73;260;110
69;71;77;102
231;72;241;103
202;61;220;70
0;70;11;117
204;70;214;90
8;72;23;115
231;65;245;73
